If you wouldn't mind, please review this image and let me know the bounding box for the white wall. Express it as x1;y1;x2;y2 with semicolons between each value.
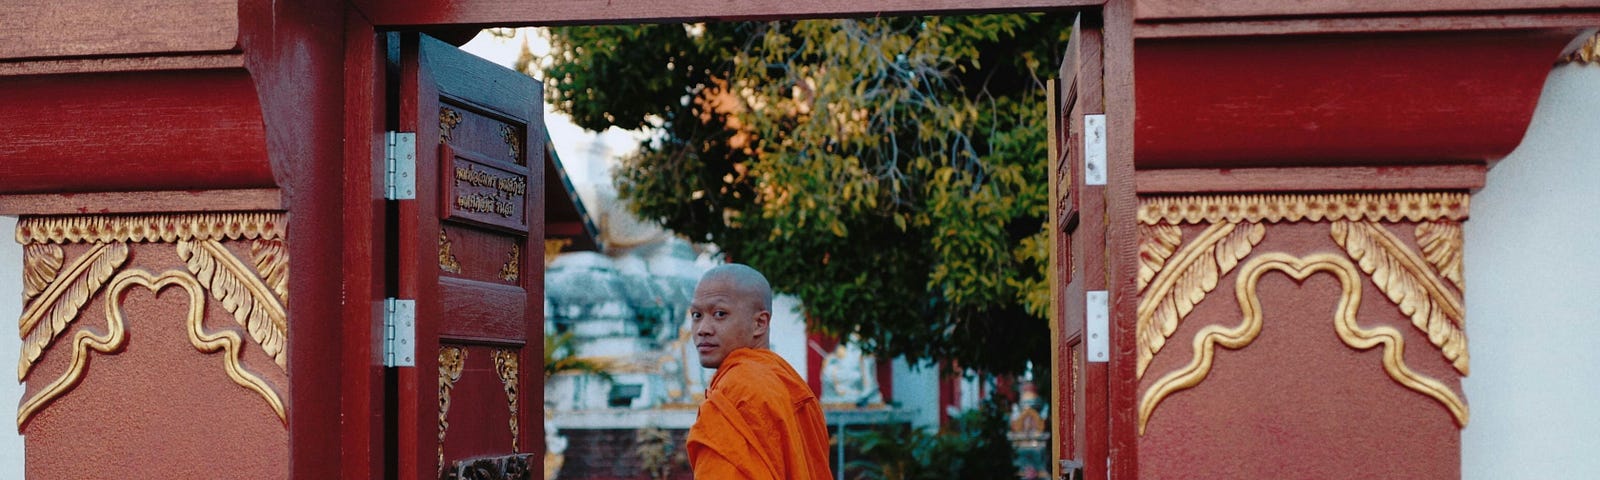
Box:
1462;65;1600;479
890;358;941;430
0;216;23;474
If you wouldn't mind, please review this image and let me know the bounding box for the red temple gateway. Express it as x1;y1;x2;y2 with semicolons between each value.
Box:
0;1;1595;478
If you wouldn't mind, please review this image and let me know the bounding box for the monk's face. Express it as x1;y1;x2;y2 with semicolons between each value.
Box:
689;276;770;368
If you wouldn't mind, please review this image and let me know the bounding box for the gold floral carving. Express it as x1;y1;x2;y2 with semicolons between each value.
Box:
439;346;466;475
499;245;521;283
179;239;289;369
493;349;521;451
1138;253;1468;434
1137;224;1181;293
1560;31;1599;65
18;242;129;381
16;263;138;428
498;123;522;162
251;240;290;304
1138;192;1468;226
1416;221;1464;292
439;229;463;274
1331;221;1469;375
16;212;285;244
176;268;288;423
22;244;63;301
441;107;464;143
1135;221;1264;378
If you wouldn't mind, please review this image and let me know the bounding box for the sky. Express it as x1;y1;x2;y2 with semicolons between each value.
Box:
459;28;646;211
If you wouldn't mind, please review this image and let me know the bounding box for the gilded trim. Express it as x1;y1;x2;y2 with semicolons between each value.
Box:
16;266;143;429
16;213;285;245
179;239;289;369
494;349;521;452
439;346;466;475
1136;224;1181;293
1559;31;1599;65
1416;221;1464;292
440;229;463;274
498;245;521;283
19;242;129;381
1138;252;1468;434
499;124;522;162
1332;221;1469;374
1138;192;1468;225
1135;222;1263;378
180;268;289;423
21;244;63;301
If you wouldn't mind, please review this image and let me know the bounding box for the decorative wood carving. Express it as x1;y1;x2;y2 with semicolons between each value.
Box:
493;348;521;451
1138;253;1468;433
439;228;463;274
441;107;464;143
1136;193;1471;434
178;239;289;369
14;213;289;428
498;123;521;163
1138;192;1468;226
438;345;466;476
498;245;520;284
1135;221;1264;377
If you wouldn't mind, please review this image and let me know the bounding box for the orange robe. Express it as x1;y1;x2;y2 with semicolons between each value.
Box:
687;348;834;480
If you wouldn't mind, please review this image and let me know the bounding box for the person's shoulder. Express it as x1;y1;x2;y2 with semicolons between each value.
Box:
714;350;805;405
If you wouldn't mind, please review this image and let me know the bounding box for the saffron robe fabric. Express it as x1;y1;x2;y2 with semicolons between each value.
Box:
686;348;833;479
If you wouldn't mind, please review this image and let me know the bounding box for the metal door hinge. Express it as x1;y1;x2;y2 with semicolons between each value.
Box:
1086;290;1109;363
385;131;417;200
1083;114;1106;186
384;298;416;367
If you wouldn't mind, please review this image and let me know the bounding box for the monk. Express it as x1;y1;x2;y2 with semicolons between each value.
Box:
685;264;833;479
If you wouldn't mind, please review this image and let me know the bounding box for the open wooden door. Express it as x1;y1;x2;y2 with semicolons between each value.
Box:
394;33;546;480
1051;13;1106;480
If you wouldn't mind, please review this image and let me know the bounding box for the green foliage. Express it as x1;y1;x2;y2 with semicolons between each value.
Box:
846;401;1018;480
542;15;1070;375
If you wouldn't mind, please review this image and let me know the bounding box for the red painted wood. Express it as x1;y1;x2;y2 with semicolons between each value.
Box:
1135;165;1486;194
0;69;274;194
0;53;246;77
351;0;1099;27
1134;12;1600;39
0;0;237;60
1101;1;1142;478
1134;30;1577;169
398;32;546;479
0;189;283;216
1134;0;1597;21
339;13;388;479
440;277;529;344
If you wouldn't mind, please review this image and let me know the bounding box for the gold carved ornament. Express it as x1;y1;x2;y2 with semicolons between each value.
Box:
1560;31;1599;65
15;214;289;428
498;123;522;162
1332;221;1469;374
1137;253;1468;434
499;245;521;283
494;349;521;452
440;229;463;274
441;107;464;143
439;346;466;476
1134;221;1264;378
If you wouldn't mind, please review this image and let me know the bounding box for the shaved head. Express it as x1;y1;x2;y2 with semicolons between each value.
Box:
699;264;773;312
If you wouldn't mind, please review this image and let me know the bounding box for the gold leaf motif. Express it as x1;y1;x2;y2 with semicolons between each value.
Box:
499;123;522;162
1416;221;1464;292
16;266;145;429
170;268;287;423
494;349;521;452
439;346;466;476
1135;222;1264;378
1559;31;1600;65
178;239;289;369
1331;221;1469;375
17;213;285;245
22;244;63;301
441;107;464;144
18;242;129;382
1137;224;1182;293
498;245;521;283
1139;253;1467;434
1139;192;1468;226
440;229;463;274
251;240;290;304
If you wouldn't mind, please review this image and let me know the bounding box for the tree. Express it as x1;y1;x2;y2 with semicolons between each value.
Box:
540;15;1071;375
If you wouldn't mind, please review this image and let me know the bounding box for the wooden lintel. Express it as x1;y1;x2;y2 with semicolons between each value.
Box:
1134;165;1486;194
1134;11;1600;38
0;188;284;216
0;53;245;77
352;0;1102;27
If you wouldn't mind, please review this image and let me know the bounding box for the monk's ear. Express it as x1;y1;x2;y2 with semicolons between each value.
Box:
752;309;770;339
